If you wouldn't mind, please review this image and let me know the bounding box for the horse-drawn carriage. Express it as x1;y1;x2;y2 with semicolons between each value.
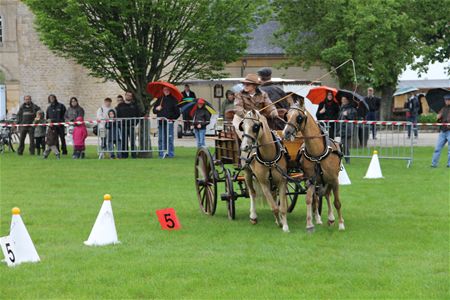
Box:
194;105;345;232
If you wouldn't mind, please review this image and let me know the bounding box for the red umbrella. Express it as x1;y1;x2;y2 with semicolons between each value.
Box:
147;81;183;102
306;86;338;104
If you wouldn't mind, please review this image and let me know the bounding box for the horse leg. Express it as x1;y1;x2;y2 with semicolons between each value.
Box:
305;185;315;232
313;192;323;225
278;181;289;233
259;179;280;227
326;186;335;226
245;170;258;224
332;184;345;230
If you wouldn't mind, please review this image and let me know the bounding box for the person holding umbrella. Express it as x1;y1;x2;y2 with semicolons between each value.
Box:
431;94;450;168
192;98;211;148
316;91;340;139
152;86;181;158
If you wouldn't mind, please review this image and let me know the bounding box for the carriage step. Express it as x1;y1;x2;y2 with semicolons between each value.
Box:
289;172;304;180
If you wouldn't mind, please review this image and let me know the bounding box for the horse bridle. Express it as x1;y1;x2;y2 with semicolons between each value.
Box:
286;107;308;134
240;117;262;146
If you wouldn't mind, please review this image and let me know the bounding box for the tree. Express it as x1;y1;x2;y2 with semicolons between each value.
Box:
405;0;450;73
24;0;269;114
274;0;447;119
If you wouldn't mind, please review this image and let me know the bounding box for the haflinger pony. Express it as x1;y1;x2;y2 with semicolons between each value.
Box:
282;104;345;232
239;109;289;232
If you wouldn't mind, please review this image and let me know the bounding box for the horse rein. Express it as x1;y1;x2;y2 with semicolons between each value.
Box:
286;107;307;134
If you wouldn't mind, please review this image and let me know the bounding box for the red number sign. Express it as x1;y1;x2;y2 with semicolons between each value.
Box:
155;208;181;230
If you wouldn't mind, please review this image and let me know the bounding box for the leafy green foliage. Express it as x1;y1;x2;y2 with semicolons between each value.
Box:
274;0;449;118
23;0;269;113
419;112;438;123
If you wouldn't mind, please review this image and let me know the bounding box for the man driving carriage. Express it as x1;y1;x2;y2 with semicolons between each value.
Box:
233;74;279;138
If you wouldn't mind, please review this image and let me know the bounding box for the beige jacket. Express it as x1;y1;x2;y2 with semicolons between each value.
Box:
234;89;277;119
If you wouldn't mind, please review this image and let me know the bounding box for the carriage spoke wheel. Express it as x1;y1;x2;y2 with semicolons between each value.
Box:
195;147;217;215
224;169;236;220
285;180;299;213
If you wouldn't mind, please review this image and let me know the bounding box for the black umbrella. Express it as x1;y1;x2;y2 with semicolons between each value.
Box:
336;89;366;107
426;88;450;113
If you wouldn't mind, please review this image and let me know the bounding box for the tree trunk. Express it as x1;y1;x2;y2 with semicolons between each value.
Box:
137;117;153;158
135;92;153;158
380;85;395;120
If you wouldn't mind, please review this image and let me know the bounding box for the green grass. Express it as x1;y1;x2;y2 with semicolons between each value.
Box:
0;146;449;299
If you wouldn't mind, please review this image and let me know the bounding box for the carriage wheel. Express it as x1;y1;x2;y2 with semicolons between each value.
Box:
286;181;299;213
195;147;217;215
177;124;183;139
224;169;236;220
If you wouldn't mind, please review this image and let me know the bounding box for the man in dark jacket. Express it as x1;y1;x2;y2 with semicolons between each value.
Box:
405;93;421;139
356;99;370;147
153;87;180;158
257;68;290;129
17;95;40;155
364;87;381;139
338;96;357;163
116;91;140;158
46;94;67;154
181;84;196;132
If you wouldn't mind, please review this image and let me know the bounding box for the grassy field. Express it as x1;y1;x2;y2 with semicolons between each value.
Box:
0;146;449;299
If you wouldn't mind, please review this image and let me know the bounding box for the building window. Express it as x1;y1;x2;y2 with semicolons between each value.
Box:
0;16;3;44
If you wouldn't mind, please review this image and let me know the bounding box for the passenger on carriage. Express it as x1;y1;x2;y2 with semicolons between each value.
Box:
257;68;292;130
220;90;235;121
233;74;278;136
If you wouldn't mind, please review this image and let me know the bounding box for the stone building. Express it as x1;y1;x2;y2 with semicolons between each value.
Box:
0;0;122;120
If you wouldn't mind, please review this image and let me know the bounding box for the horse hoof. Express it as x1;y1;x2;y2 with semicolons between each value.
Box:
250;218;258;225
328;220;335;226
282;225;290;233
306;226;315;233
316;219;323;225
339;223;345;231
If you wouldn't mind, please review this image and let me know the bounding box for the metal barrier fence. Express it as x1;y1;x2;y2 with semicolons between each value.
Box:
97;117;171;159
323;120;414;167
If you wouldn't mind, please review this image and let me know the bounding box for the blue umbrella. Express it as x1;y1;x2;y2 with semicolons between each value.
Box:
393;86;419;96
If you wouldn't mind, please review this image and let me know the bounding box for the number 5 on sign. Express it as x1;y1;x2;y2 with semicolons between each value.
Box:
155;208;181;230
0;236;17;267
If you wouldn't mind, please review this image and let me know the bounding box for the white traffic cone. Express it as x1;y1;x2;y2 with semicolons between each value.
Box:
9;207;40;264
338;164;351;185
364;150;384;179
84;194;120;246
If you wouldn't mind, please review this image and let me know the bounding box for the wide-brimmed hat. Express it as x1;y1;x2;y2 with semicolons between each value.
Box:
241;74;261;85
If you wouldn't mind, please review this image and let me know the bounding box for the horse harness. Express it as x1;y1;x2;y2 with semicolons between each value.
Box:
239;116;287;191
288;106;343;186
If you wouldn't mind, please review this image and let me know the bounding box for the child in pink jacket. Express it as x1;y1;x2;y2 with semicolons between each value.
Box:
72;116;88;159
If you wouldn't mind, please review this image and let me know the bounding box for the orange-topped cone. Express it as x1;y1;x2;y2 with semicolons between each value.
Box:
84;194;120;246
8;207;40;265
